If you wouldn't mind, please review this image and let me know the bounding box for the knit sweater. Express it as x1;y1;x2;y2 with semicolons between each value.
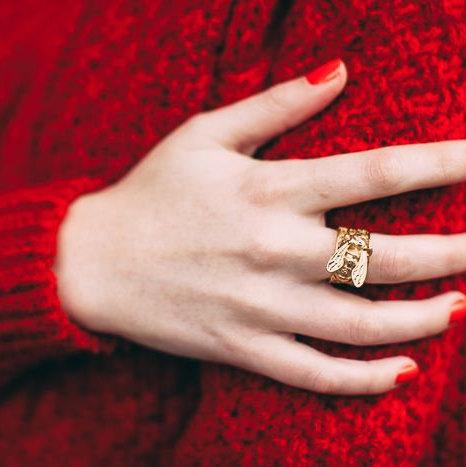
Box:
0;1;464;465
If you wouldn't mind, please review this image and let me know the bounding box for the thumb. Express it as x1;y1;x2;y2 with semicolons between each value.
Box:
188;59;347;155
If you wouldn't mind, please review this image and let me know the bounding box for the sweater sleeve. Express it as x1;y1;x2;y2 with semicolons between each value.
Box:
0;177;117;384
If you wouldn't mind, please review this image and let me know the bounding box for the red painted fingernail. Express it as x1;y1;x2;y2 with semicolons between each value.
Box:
449;299;466;323
305;58;342;85
395;362;419;385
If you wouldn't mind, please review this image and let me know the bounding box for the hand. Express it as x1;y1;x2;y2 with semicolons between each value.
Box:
54;59;466;395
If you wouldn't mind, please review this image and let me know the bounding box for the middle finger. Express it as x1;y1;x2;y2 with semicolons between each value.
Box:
263;140;466;213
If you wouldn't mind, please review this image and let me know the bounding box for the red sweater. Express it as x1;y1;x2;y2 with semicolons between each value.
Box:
0;1;464;465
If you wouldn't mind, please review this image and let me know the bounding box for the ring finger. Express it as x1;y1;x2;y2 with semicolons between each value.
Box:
314;228;466;284
260;220;466;284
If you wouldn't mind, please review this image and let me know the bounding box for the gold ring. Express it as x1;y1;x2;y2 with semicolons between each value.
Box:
326;227;373;288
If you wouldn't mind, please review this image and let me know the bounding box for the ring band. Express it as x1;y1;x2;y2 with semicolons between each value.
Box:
326;227;373;288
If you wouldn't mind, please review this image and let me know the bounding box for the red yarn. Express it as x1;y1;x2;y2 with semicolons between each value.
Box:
0;1;464;465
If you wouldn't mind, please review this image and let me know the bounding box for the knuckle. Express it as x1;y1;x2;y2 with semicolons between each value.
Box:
439;243;460;274
376;247;413;283
303;368;342;394
229;335;281;371
239;166;281;207
363;153;403;191
261;84;293;115
241;286;269;314
436;144;463;182
224;279;274;323
347;309;383;345
353;363;380;394
246;224;285;268
444;235;466;272
217;330;247;360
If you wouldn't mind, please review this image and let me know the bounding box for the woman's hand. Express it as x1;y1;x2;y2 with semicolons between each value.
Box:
54;59;466;395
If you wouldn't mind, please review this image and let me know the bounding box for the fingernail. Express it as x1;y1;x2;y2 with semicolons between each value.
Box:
395;362;419;385
449;299;466;323
305;58;342;85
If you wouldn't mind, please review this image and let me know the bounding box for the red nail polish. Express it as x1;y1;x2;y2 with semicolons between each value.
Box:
395;362;419;385
449;299;466;323
305;58;342;85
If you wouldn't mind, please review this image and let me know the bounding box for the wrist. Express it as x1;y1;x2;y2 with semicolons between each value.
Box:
54;188;115;334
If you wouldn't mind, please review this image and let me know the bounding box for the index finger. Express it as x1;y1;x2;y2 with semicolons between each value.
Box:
269;140;466;213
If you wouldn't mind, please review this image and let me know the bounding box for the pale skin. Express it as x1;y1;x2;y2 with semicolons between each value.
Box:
54;61;466;395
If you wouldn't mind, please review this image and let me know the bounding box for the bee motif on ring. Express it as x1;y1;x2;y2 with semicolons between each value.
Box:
326;228;372;288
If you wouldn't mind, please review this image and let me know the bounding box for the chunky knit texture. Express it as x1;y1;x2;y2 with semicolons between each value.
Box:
0;1;464;465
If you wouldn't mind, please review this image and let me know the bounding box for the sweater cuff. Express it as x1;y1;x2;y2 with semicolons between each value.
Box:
0;178;117;382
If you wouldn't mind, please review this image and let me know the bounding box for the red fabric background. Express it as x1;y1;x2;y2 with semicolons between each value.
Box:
0;0;464;465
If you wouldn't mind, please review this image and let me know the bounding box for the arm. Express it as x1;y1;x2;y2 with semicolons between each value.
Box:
0;177;115;385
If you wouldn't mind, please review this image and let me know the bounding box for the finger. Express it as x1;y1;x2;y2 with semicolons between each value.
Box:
369;232;466;283
314;229;466;284
270;283;464;347
238;333;419;395
177;59;347;154
249;221;466;285
263;140;466;213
